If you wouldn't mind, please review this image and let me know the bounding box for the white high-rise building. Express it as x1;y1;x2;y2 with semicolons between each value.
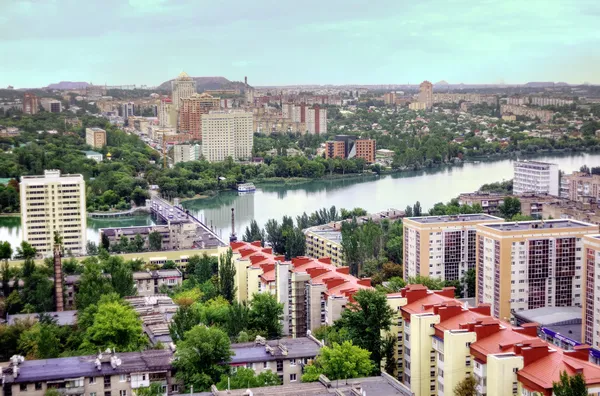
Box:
201;110;253;162
306;106;327;134
171;72;196;110
20;170;87;257
513;160;559;196
173;144;201;164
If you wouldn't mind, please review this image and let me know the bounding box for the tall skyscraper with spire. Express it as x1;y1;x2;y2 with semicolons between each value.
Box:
171;72;196;110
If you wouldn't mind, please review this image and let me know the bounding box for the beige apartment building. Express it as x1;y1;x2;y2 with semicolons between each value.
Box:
230;337;322;385
418;80;433;109
476;219;597;321
403;214;502;282
583;234;600;349
171;71;196;110
158;98;177;128
133;269;183;296
20;170;86;257
1;350;179;396
201;110;253;162
179;93;220;140
85;127;107;148
564;171;600;202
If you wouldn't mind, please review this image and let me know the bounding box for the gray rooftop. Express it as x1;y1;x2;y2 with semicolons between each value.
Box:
133;269;182;280
407;213;502;224
482;219;595;231
83;150;102;156
1;350;173;384
513;306;582;326
230;337;321;364
7;311;78;326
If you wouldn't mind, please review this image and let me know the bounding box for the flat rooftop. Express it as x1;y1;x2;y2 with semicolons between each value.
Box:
7;310;78;326
482;219;595;231
513;306;581;326
230;337;321;364
515;160;556;167
407;213;501;224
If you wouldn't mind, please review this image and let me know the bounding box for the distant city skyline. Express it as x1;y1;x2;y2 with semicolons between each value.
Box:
2;0;599;88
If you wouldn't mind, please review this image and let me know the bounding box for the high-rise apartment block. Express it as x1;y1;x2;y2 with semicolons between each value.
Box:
179;93;220;140
513;160;559;196
324;135;376;163
476;219;597;320
563;171;600;202
85;127;107;148
583;234;600;348
172;144;201;164
418;80;433;109
201;110;253;162
171;71;196;110
20;170;87;257
121;102;135;120
403;214;502;282
22;93;39;115
306;105;327;134
158;98;177;128
230;241;371;337
387;284;600;396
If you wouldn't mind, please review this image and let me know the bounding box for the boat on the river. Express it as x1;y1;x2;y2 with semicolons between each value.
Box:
236;183;256;192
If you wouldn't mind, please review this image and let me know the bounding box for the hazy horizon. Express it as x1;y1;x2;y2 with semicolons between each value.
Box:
2;0;599;88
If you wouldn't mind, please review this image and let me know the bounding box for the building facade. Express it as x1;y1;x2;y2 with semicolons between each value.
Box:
171;72;196;110
387;284;600;396
133;269;183;296
583;234;600;348
476;219;597;320
324;135;376;164
172;144;200;164
201;110;253;162
305;105;327;134
513;160;559;196
158;98;177;128
178;93;220;140
564;171;600;202
418;80;433;109
85;127;107;148
403;214;502;282
20;170;86;257
22;93;39;115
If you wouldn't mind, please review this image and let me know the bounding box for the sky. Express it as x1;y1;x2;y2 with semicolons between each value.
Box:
1;0;599;88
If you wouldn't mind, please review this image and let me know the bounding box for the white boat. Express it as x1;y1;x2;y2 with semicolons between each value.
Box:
236;183;256;192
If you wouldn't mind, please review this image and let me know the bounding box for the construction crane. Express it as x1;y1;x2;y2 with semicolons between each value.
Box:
162;138;167;169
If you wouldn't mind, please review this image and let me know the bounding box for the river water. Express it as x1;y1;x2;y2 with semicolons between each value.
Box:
1;153;599;247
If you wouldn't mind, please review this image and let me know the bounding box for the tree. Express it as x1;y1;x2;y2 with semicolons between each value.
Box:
404;205;413;217
148;231;162;251
45;389;62;396
170;304;202;342
413;201;422;216
462;269;476;298
454;375;477;396
86;241;98;256
243;220;264;244
498;197;521;220
134;382;164;396
162;260;177;269
218;249;236;303
552;371;587;396
338;289;394;370
381;334;397;376
406;275;446;290
173;326;233;391
15;241;36;259
216;367;281;390
302;341;374;383
80;300;147;353
227;301;249;338
106;258;135;297
18;322;61;359
249;293;283;339
131;234;145;252
101;233;110;251
76;259;113;311
190;254;214;284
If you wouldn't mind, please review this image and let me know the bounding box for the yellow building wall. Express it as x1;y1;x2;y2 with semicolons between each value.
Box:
438;330;477;396
383;295;407;378
407;313;440;395
486;354;523;396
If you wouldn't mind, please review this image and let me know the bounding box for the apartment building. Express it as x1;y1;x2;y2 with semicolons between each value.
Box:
230;337;322;385
324;135;376;163
22;93;39;115
158;98;177;128
476;219;597;320
458;192;560;218
433;93;496;106
418;80;433;109
513;160;559;196
500;104;553;123
564;171;600;202
388;284;600;396
85;127;107;148
403;214;502;282
583;235;600;349
201;110;253;162
20;170;86;257
306;105;327;134
172;144;200;164
121;102;135;120
409;102;427;111
530;96;574;107
179;93;220;140
230;241;371;337
133;269;183;296
0;349;179;396
304;209;403;266
171;71;196;110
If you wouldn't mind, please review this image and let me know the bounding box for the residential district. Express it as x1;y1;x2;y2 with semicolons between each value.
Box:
2;78;600;396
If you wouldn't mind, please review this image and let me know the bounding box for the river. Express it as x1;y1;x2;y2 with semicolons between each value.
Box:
1;152;599;247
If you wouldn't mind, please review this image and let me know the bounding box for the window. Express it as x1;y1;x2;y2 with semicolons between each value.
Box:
290;359;296;366
89;377;97;385
120;391;127;396
91;393;96;396
105;393;111;396
35;383;42;391
290;374;297;382
170;385;179;393
20;384;27;392
119;375;127;382
104;376;111;388
465;356;471;366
